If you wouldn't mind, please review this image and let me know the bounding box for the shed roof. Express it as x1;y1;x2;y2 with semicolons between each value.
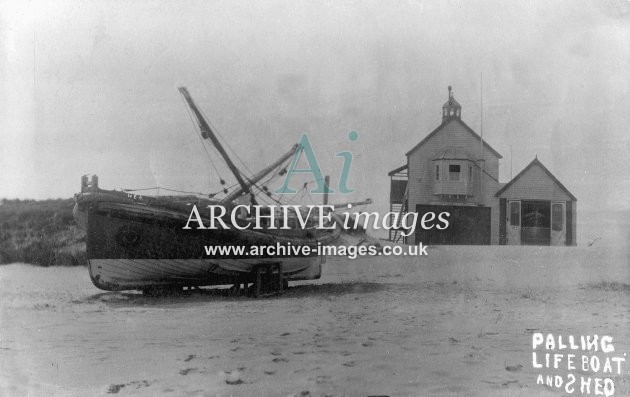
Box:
388;164;408;176
495;157;577;201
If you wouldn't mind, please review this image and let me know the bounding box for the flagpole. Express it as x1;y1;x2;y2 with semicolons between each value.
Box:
479;73;484;206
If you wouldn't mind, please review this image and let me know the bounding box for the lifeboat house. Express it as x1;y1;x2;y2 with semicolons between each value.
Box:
388;87;577;246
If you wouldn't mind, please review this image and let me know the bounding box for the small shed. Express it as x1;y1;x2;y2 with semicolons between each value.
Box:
495;158;577;246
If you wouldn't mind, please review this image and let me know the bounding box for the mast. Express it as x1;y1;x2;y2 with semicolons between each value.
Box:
223;143;299;203
178;87;252;197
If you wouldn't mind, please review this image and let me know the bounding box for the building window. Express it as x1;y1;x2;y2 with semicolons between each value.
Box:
469;165;472;181
435;165;440;181
448;164;460;181
552;203;564;231
510;202;520;226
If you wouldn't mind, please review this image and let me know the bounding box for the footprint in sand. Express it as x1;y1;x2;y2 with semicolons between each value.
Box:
502;380;519;387
505;364;523;372
106;380;150;394
179;368;197;375
273;357;289;363
342;361;356;367
107;384;125;394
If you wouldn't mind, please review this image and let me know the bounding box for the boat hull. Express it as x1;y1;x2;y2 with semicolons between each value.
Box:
87;257;323;291
80;198;335;291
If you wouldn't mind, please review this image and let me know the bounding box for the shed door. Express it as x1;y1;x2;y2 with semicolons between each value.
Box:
550;202;566;246
521;200;551;245
507;200;521;245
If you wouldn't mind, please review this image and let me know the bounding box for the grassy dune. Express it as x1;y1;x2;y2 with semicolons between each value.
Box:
0;198;86;266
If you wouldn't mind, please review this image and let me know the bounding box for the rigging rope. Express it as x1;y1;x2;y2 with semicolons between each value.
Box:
197;105;255;179
178;91;324;207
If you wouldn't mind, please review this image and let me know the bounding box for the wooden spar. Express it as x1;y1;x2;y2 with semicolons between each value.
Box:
178;87;252;198
329;198;373;208
222;143;299;203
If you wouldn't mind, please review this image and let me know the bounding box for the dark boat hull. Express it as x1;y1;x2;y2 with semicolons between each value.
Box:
79;196;337;291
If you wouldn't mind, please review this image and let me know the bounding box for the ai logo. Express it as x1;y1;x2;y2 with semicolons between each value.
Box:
275;131;359;195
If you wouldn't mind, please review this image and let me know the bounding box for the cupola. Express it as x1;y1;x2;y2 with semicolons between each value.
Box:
442;86;461;121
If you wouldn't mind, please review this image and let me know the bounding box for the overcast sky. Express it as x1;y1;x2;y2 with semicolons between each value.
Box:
1;0;629;214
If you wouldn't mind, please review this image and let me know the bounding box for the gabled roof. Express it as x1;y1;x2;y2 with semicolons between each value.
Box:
495;157;577;201
405;118;503;159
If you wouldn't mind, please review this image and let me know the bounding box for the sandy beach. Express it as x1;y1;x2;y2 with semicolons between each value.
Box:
1;241;628;397
2;0;630;395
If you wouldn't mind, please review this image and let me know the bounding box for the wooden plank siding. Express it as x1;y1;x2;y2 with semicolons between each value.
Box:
495;162;572;201
495;159;577;246
398;111;576;246
406;119;502;245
